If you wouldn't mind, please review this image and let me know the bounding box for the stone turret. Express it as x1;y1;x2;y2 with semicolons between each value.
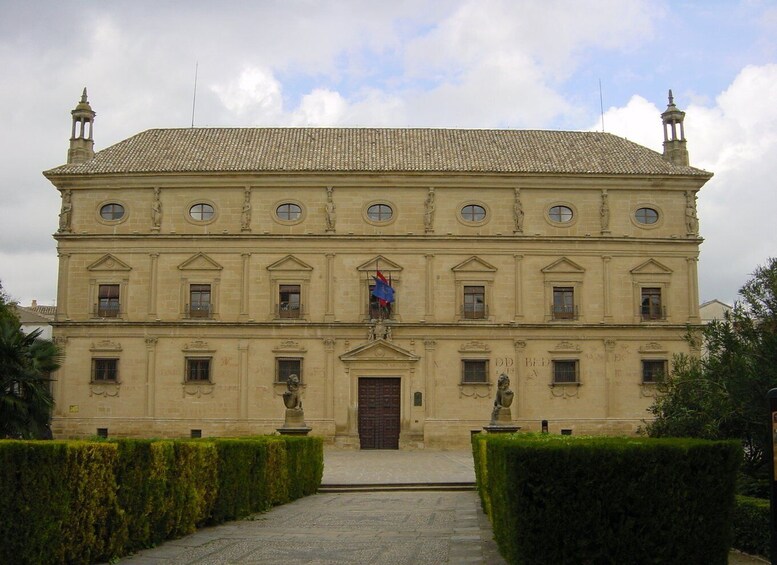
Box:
67;88;96;164
661;89;689;166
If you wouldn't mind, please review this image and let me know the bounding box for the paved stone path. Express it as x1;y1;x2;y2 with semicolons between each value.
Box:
116;490;503;564
116;450;503;564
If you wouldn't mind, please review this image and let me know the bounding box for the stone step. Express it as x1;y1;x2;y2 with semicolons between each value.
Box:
318;482;476;493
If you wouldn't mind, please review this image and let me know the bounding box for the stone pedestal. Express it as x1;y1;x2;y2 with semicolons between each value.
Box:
490;406;513;426
277;408;311;436
484;407;520;434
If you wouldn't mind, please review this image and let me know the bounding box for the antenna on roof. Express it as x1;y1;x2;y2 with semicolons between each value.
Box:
191;61;199;128
599;79;605;132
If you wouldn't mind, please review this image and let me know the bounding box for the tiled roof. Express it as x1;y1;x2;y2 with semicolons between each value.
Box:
14;305;56;323
44;128;711;177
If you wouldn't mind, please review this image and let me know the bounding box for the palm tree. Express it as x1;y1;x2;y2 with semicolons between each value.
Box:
0;318;61;439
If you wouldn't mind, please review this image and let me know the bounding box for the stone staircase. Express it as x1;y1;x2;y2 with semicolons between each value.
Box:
319;481;476;493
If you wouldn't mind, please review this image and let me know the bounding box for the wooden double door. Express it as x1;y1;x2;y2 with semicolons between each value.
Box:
358;377;401;450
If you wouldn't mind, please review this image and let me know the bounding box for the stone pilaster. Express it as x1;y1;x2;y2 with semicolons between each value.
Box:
144;337;158;417
424;339;436;418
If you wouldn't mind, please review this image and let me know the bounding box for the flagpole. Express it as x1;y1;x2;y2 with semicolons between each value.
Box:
376;258;383;321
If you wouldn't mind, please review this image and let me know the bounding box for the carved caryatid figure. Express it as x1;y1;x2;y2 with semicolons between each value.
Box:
490;373;515;425
241;188;252;231
151;187;162;230
685;191;699;235
513;188;524;233
325;186;336;232
58;189;72;233
424;187;435;232
600;190;610;232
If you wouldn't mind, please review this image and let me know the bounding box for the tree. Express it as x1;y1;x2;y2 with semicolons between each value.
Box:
646;258;777;485
0;282;60;439
0;280;17;325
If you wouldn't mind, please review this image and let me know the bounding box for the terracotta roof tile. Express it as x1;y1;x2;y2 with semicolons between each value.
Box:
44;128;711;177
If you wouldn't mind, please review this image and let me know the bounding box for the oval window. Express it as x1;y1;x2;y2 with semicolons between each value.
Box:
189;203;214;221
367;203;393;222
461;204;486;222
548;205;573;223
276;203;302;221
100;203;125;221
635;207;659;225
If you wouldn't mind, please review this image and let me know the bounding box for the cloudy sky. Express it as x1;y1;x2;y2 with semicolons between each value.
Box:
1;0;775;307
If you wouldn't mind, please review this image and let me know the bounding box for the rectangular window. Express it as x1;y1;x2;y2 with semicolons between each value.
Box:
642;360;667;383
463;285;486;319
276;358;302;383
279;285;301;318
553;360;579;384
189;284;212;318
97;284;120;317
369;284;392;319
461;360;488;383
92;358;118;382
186;358;211;382
552;287;575;319
641;287;663;320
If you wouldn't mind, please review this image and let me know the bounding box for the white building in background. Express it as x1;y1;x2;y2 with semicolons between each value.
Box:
699;299;732;324
14;300;56;340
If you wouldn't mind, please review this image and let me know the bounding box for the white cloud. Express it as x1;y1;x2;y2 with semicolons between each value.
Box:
211;67;284;123
594;95;663;151
291;89;348;126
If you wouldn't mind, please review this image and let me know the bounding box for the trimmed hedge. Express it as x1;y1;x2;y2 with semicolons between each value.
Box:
473;433;741;565
732;495;769;558
0;435;323;564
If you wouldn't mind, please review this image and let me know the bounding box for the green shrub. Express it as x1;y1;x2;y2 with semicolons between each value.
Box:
281;435;324;499
0;441;124;565
113;439;169;552
471;432;492;518
732;495;769;558
0;435;323;564
0;440;71;565
58;442;124;564
477;434;741;565
264;438;291;506
209;438;259;523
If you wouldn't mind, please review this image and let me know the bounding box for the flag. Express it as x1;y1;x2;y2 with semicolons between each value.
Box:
372;270;395;304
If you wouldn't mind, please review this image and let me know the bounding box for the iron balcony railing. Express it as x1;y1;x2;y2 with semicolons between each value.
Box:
461;304;488;319
186;303;212;319
94;302;121;318
277;302;304;319
641;306;667;321
551;304;578;320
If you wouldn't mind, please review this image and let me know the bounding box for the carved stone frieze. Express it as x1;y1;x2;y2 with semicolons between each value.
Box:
90;339;122;352
182;382;215;398
89;382;120;397
459;340;490;353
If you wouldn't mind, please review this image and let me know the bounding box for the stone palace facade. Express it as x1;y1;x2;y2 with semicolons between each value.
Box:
44;90;711;448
